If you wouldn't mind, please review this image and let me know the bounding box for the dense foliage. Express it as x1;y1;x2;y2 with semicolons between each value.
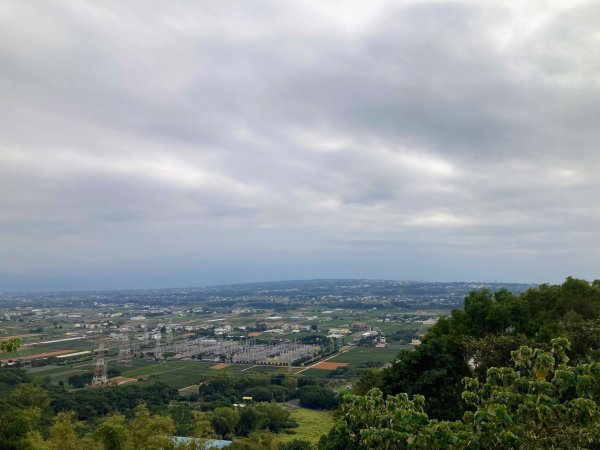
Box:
297;385;340;410
361;278;600;420
51;382;178;419
321;337;600;449
0;361;324;449
6;277;600;449
197;373;338;411
0;337;22;353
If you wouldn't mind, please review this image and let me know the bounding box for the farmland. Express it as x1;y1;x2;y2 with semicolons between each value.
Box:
25;342;408;387
28;357;255;388
0;279;534;390
0;279;536;448
329;343;407;364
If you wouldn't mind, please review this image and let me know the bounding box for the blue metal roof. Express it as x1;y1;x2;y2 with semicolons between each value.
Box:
171;436;232;449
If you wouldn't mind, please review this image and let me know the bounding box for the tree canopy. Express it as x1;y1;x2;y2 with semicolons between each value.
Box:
361;278;600;420
321;337;600;449
0;337;21;353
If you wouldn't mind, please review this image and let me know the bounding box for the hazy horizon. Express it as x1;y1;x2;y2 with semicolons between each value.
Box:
2;1;599;290
0;275;544;293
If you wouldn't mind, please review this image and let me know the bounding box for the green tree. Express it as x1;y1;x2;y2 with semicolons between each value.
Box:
47;411;84;450
128;402;176;450
352;369;382;395
382;335;469;420
95;415;128;450
194;412;217;439
282;376;298;391
320;338;600;449
254;402;292;433
298;386;339;410
462;334;532;380
169;404;196;436
236;406;267;436
0;337;21;353
228;431;278;450
379;278;600;420
210;407;240;439
0;407;40;450
8;384;51;411
0;383;49;450
28;411;102;450
278;439;313;450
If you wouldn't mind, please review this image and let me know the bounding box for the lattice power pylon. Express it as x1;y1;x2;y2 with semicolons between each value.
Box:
118;329;132;365
167;322;173;344
329;335;341;353
92;340;108;387
154;333;163;359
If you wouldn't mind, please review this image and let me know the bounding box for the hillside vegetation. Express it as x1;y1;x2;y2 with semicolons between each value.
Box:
321;277;600;449
3;277;600;449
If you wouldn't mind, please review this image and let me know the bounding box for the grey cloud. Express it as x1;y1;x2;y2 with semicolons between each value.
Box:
1;0;599;288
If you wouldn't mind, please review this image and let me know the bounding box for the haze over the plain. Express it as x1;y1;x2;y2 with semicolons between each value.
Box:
1;0;598;289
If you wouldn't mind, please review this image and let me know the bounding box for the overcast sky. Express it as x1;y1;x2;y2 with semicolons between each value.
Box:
1;0;599;290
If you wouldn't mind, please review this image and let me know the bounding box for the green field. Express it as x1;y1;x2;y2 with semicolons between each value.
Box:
241;365;297;375
29;361;97;384
120;360;252;388
27;357;256;388
297;369;332;379
27;356;154;384
278;408;334;445
24;341;407;388
329;344;405;365
296;344;405;379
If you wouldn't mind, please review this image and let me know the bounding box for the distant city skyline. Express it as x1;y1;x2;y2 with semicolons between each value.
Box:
1;1;599;290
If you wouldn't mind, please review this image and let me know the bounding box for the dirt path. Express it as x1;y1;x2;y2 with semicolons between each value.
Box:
295;346;354;374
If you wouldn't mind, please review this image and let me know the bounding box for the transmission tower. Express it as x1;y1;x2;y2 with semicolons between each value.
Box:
167;321;173;344
154;333;163;359
92;340;108;387
118;329;132;365
329;336;340;354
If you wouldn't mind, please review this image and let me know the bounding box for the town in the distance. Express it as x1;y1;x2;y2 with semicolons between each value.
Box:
0;279;534;387
5;277;600;450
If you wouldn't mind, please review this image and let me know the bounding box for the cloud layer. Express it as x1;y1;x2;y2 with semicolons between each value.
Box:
1;0;599;289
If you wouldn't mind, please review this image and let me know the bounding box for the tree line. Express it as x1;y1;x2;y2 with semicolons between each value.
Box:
0;338;337;449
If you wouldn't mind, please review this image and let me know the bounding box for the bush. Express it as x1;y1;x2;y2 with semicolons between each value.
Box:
297;386;339;410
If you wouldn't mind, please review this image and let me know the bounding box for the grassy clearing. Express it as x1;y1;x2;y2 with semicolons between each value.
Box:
122;360;218;388
120;360;252;388
328;344;403;365
27;357;152;384
278;408;334;445
298;369;332;379
242;365;293;375
329;347;399;365
29;363;96;384
27;357;252;388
